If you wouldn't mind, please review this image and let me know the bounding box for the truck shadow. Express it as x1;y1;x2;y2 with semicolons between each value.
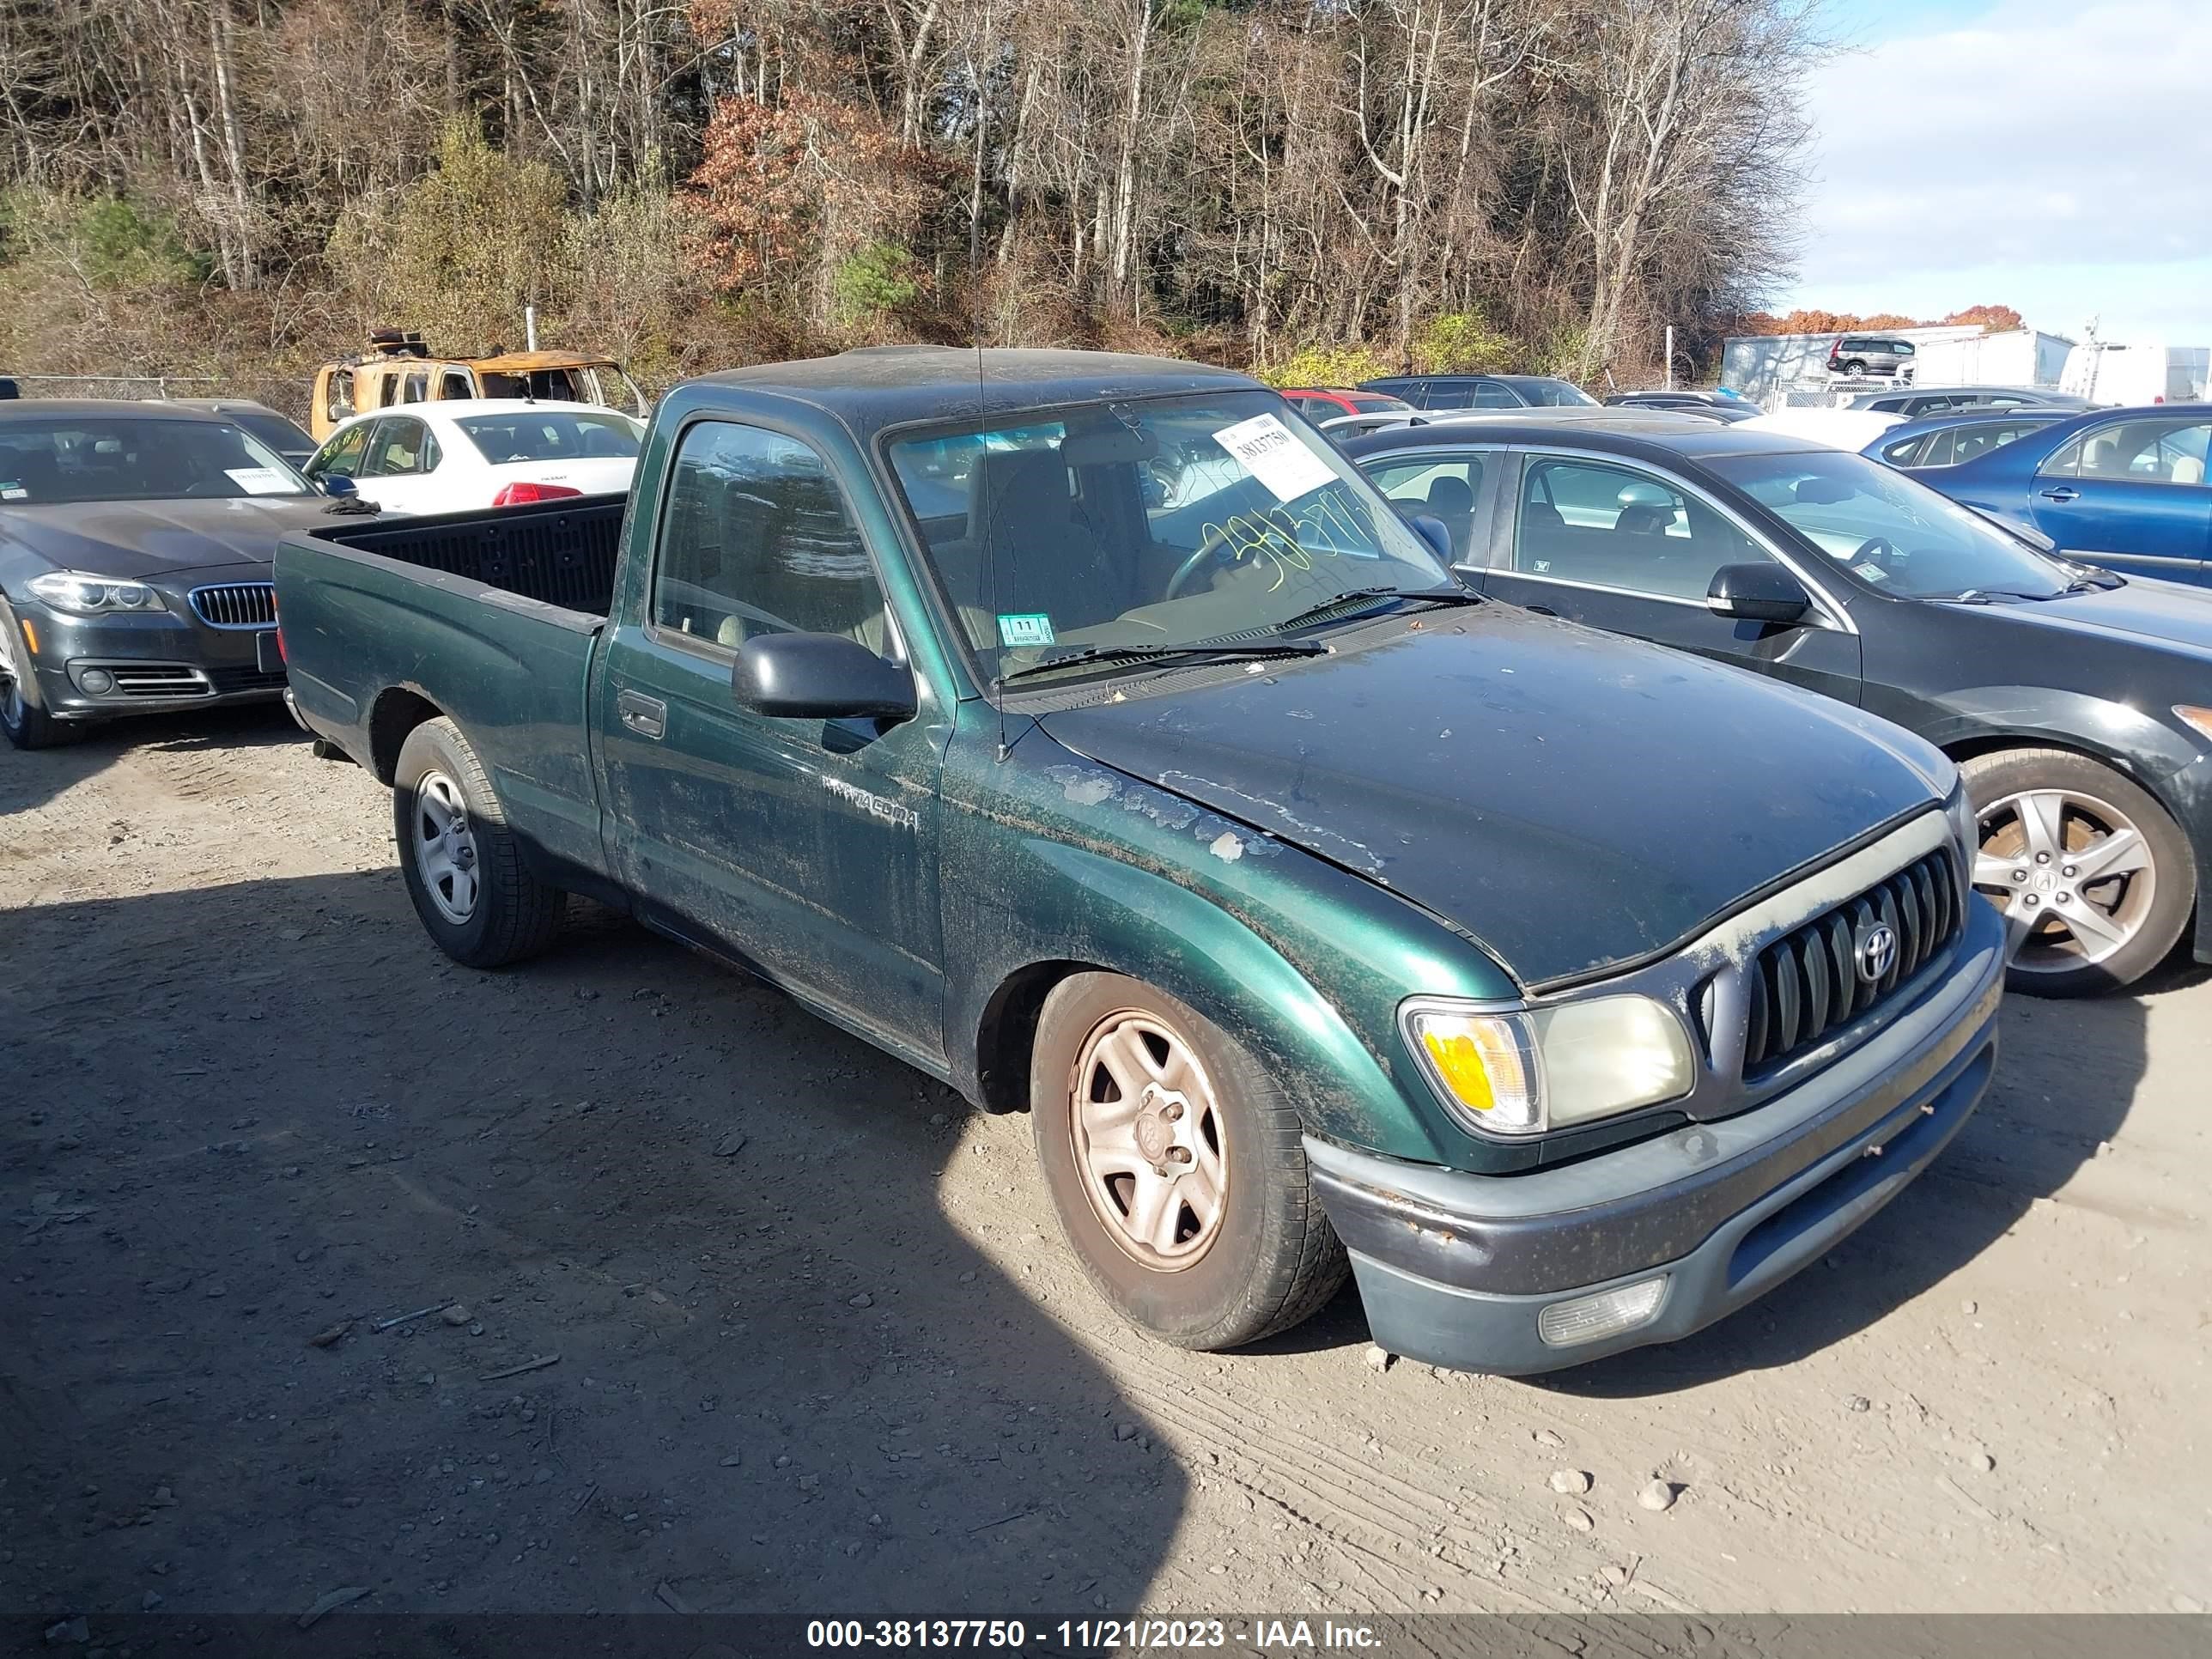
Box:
0;872;1182;1620
1534;978;2154;1396
0;703;303;817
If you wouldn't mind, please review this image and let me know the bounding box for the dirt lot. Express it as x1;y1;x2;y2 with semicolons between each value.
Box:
4;707;2209;1632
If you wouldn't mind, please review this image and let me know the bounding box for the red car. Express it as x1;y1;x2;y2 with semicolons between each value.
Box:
1279;387;1414;421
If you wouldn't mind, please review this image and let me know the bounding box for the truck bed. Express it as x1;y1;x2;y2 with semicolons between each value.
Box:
274;495;631;887
312;495;626;616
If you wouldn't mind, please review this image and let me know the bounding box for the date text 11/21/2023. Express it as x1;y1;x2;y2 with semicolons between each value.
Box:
803;1620;1385;1650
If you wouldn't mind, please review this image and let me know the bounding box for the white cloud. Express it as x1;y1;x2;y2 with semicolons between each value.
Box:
1792;0;2212;323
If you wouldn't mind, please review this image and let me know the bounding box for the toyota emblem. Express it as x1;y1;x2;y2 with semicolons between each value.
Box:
1853;920;1899;984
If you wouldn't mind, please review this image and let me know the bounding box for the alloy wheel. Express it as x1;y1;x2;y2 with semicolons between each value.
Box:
1067;1010;1231;1271
1972;787;2156;974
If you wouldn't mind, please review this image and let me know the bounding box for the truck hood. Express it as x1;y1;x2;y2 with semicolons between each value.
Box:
0;495;332;580
1040;611;1949;988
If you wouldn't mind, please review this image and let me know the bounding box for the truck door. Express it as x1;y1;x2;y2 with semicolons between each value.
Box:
594;417;950;1066
2029;416;2212;584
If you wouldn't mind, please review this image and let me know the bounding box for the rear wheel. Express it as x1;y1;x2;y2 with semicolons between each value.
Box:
1841;357;1868;376
392;717;566;967
1030;972;1347;1350
0;605;65;750
1961;747;2194;995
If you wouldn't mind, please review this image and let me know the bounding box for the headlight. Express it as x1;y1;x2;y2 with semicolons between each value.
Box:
1403;994;1695;1138
1947;785;1979;867
27;570;168;617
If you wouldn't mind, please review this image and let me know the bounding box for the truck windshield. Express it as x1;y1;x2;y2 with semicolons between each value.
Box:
884;391;1455;677
0;418;309;505
456;411;643;464
1706;448;2071;600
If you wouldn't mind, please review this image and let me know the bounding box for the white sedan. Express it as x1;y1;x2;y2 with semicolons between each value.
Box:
302;398;644;514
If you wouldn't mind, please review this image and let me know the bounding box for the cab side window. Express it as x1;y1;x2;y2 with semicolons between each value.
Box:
1513;457;1768;600
325;369;355;426
653;421;890;656
439;369;474;400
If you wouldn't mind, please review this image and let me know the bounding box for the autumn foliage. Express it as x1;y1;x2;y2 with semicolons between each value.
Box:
1734;303;2027;336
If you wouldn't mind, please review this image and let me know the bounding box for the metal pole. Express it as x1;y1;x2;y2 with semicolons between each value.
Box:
525;306;538;352
1663;325;1674;391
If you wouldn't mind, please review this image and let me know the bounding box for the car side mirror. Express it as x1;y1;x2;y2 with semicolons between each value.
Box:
1407;514;1453;562
1707;562;1812;626
319;474;357;498
732;631;916;723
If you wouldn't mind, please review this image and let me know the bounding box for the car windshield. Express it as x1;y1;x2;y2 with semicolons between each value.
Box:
1515;379;1598;407
1707;448;2071;599
456;411;643;465
0;418;309;505
884;390;1455;679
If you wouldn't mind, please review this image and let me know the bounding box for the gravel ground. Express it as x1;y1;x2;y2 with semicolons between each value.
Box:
3;706;2209;1632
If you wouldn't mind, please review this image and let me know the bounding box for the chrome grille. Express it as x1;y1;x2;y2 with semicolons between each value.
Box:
1743;847;1963;1074
189;582;277;629
106;664;213;699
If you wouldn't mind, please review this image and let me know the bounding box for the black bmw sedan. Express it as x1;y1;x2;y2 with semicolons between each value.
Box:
1347;414;2212;996
0;401;343;749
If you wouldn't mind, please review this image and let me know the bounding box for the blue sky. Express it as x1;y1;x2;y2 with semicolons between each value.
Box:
1783;0;2212;343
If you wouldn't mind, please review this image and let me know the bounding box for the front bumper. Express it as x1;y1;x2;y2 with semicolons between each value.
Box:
1310;894;2007;1375
14;574;286;721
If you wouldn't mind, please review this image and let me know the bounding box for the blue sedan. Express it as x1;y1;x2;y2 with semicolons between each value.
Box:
1891;403;2212;586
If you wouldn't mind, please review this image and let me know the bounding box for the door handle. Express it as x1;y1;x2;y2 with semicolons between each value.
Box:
2039;487;2079;502
616;690;666;739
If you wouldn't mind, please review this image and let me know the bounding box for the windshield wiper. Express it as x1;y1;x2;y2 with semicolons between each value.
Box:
994;640;1328;687
1269;586;1484;632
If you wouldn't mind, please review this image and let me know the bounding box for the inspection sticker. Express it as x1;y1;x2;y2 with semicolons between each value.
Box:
996;612;1057;647
1212;412;1336;504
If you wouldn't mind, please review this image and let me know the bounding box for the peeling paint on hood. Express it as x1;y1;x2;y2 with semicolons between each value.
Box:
1038;610;1946;988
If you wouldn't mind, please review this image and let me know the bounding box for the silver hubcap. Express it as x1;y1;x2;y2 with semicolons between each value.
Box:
1069;1011;1229;1271
412;770;481;925
1972;787;2154;972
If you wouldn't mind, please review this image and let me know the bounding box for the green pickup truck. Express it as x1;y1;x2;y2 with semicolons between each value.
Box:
274;347;2006;1374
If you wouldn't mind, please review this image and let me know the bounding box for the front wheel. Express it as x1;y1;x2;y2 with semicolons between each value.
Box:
0;605;66;750
1030;972;1347;1350
392;717;566;967
1961;747;2195;995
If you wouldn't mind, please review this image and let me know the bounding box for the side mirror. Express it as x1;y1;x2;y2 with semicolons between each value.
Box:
319;474;357;498
732;631;916;723
1408;514;1453;562
1707;562;1813;626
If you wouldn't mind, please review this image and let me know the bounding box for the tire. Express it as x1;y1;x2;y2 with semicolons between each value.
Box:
1030;971;1348;1350
1961;747;2195;996
392;716;566;968
0;604;67;750
1842;358;1868;377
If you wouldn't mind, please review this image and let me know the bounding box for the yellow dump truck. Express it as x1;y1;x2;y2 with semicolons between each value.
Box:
307;331;647;440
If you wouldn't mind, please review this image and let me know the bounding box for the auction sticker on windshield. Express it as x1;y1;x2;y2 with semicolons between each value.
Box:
225;467;295;495
1212;413;1336;504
